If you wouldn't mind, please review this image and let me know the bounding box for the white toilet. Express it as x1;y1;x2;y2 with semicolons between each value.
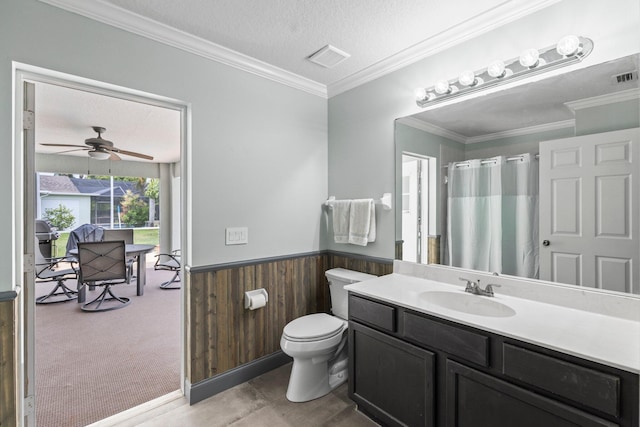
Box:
280;268;376;402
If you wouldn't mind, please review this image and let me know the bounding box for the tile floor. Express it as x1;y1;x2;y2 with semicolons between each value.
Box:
92;363;379;427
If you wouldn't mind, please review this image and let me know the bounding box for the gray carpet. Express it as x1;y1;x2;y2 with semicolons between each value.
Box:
35;267;181;427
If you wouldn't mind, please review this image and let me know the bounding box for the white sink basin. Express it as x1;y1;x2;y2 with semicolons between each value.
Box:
418;291;516;317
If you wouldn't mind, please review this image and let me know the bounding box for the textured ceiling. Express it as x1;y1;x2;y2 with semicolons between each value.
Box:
102;0;508;86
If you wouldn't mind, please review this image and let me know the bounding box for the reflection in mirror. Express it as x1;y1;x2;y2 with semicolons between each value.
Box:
395;54;640;294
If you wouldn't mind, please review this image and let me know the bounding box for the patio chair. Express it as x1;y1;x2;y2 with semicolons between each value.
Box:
34;237;78;304
102;228;135;276
102;228;133;244
66;223;105;258
77;240;131;312
154;249;181;289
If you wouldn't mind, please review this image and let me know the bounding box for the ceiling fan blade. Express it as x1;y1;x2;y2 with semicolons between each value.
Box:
40;143;87;148
108;151;121;161
111;147;154;161
55;148;90;154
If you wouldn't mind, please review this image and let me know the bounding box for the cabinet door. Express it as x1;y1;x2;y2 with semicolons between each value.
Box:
349;321;435;427
446;360;618;427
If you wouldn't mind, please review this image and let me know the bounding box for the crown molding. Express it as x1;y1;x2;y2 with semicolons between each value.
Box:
465;119;575;144
565;88;640;112
38;0;328;98
398;116;575;145
396;117;467;143
328;0;562;97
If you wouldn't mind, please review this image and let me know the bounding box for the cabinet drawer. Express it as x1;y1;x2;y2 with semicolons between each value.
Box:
403;312;489;367
502;343;621;417
349;295;396;333
447;360;618;427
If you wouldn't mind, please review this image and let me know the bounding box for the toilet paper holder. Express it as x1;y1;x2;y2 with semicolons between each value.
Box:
244;288;268;310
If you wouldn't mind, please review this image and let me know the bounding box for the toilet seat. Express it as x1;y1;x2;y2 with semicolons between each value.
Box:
283;313;346;342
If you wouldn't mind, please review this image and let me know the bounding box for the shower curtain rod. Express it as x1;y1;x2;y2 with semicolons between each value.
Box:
444;153;539;169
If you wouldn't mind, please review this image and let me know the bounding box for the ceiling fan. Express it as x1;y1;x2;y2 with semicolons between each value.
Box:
40;126;154;161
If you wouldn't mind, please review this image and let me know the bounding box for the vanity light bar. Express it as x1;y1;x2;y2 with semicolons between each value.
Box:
415;35;594;108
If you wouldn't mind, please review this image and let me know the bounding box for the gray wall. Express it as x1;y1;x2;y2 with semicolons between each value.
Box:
328;0;639;260
576;99;640;136
1;0;327;292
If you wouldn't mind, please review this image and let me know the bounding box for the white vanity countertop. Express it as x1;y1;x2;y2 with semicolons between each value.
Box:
345;273;640;374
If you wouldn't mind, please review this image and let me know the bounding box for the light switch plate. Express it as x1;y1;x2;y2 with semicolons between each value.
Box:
226;227;248;245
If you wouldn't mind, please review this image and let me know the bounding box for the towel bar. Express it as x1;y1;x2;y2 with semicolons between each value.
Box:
325;193;392;210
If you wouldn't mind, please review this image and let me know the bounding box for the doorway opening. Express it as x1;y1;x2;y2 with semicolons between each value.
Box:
15;64;189;427
401;153;436;264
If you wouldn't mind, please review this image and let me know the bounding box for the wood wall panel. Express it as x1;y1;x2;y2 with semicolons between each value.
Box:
328;252;394;276
0;299;17;427
187;251;392;385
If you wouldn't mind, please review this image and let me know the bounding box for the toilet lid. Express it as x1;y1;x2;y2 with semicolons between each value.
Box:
283;313;346;342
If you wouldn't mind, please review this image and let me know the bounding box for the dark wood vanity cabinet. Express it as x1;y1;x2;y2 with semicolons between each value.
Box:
348;294;639;427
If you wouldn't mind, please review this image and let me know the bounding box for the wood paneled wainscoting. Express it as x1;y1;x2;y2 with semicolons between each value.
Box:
186;251;392;403
0;295;17;427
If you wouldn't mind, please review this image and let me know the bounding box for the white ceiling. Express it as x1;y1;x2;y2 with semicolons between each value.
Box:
102;0;512;88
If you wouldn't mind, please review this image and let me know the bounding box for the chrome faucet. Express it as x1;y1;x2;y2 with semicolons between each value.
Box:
460;277;500;297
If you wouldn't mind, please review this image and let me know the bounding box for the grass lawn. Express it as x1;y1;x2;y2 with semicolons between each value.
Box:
51;228;159;257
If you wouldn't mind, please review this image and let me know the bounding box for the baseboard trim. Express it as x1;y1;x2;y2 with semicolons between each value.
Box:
188;351;291;405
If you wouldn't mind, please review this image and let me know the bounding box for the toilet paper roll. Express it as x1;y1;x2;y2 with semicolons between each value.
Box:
248;293;267;310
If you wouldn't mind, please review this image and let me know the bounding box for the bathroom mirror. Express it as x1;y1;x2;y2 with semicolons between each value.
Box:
395;53;640;295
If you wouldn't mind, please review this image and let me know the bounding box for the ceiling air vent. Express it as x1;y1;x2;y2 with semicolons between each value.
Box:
307;44;350;69
611;70;638;85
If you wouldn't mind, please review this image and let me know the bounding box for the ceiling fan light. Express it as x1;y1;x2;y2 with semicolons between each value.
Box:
88;150;111;160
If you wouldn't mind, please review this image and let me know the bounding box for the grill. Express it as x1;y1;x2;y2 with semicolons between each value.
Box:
36;219;60;258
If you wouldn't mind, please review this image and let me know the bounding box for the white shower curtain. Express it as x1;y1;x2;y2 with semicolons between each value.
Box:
447;154;538;278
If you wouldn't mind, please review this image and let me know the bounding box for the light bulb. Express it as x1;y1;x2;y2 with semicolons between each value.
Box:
487;60;506;78
434;80;451;95
458;70;479;87
556;35;581;57
415;87;428;102
519;48;541;68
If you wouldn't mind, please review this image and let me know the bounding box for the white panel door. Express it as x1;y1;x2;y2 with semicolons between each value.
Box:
539;128;639;293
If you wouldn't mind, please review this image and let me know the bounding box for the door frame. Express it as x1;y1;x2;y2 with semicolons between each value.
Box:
401;152;436;263
12;62;191;424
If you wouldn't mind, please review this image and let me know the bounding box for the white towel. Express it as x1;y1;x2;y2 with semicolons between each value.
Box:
348;199;376;246
332;200;351;243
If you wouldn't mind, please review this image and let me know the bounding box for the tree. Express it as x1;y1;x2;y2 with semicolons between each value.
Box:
43;204;75;231
120;190;149;227
145;179;160;225
145;178;159;202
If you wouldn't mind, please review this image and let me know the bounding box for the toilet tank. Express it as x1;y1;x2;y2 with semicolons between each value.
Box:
325;268;377;320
